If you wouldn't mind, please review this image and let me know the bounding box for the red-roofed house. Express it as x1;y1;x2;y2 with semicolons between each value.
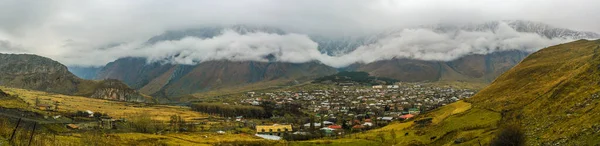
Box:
328;125;342;129
399;114;415;120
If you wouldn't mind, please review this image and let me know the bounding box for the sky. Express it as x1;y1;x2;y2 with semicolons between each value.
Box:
0;0;599;67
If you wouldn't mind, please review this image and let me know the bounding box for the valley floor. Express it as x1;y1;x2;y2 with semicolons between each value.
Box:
0;86;499;146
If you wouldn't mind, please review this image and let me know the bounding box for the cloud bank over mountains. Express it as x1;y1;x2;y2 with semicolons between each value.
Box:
49;22;578;68
1;0;599;67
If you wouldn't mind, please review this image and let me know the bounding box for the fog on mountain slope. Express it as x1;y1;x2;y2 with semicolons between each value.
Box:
84;21;596;68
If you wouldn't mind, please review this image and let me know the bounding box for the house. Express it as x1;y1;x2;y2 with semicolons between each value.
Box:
408;108;420;115
328;125;342;130
99;118;117;129
292;131;310;135
320;127;335;136
399;114;415;120
85;110;94;118
66;124;79;129
352;125;364;130
256;124;292;136
372;85;383;89
37;104;52;111
303;121;334;128
381;117;394;121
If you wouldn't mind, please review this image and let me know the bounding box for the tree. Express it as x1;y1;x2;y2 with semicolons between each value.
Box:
54;101;59;111
320;115;324;128
93;112;103;119
491;124;525;146
390;129;397;144
342;120;350;130
309;115;315;131
377;132;385;143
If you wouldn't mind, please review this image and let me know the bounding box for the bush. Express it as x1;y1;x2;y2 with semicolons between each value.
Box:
491;124;525;146
190;103;266;118
128;113;166;133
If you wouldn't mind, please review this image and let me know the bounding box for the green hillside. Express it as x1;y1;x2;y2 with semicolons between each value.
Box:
468;39;600;145
304;39;600;145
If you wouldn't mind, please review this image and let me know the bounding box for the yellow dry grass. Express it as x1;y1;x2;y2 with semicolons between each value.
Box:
111;132;274;146
0;86;207;121
423;100;472;124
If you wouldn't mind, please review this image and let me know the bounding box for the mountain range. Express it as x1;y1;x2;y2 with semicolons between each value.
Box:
67;20;599;102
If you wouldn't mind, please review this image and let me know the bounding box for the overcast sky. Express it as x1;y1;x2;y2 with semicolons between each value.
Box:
0;0;599;67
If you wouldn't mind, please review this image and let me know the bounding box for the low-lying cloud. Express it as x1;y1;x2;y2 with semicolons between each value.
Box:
62;22;576;68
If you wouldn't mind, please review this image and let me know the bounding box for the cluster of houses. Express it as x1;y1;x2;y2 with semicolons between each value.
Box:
241;82;475;122
242;83;477;139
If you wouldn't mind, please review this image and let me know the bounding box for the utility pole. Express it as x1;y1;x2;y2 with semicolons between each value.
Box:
9;118;22;143
28;122;37;146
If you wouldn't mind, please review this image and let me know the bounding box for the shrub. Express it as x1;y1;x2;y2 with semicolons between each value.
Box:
491;124;525;146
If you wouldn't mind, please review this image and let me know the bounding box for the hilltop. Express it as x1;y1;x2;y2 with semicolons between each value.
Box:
467;39;600;145
0;53;150;103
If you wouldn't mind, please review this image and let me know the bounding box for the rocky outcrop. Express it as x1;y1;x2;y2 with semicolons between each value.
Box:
0;89;9;97
88;79;150;103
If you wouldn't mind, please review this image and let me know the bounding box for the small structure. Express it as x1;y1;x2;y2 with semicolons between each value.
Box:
256;124;292;136
399;114;415;120
66;124;79;129
381;117;394;121
255;134;282;140
85;110;94;118
100;118;117;129
351;125;364;130
37;104;52;111
372;85;383;89
408;108;420;115
328;125;342;130
320;127;335;136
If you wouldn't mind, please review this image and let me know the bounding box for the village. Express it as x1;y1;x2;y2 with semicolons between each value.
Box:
235;82;477;140
18;82;477;141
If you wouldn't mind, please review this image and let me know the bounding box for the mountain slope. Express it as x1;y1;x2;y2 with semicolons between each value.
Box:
68;66;102;80
349;50;529;83
303;39;600;146
0;53;150;103
96;58;337;102
467;39;600;145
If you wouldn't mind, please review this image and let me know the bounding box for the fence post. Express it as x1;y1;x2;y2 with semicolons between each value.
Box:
9;118;22;142
28;122;37;146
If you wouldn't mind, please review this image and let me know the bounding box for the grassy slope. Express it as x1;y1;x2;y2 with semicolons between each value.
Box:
467;39;600;145
295;101;501;146
0;86;204;121
298;40;600;145
0;87;276;145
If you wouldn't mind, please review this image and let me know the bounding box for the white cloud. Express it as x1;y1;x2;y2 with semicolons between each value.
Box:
54;22;572;67
0;0;597;66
